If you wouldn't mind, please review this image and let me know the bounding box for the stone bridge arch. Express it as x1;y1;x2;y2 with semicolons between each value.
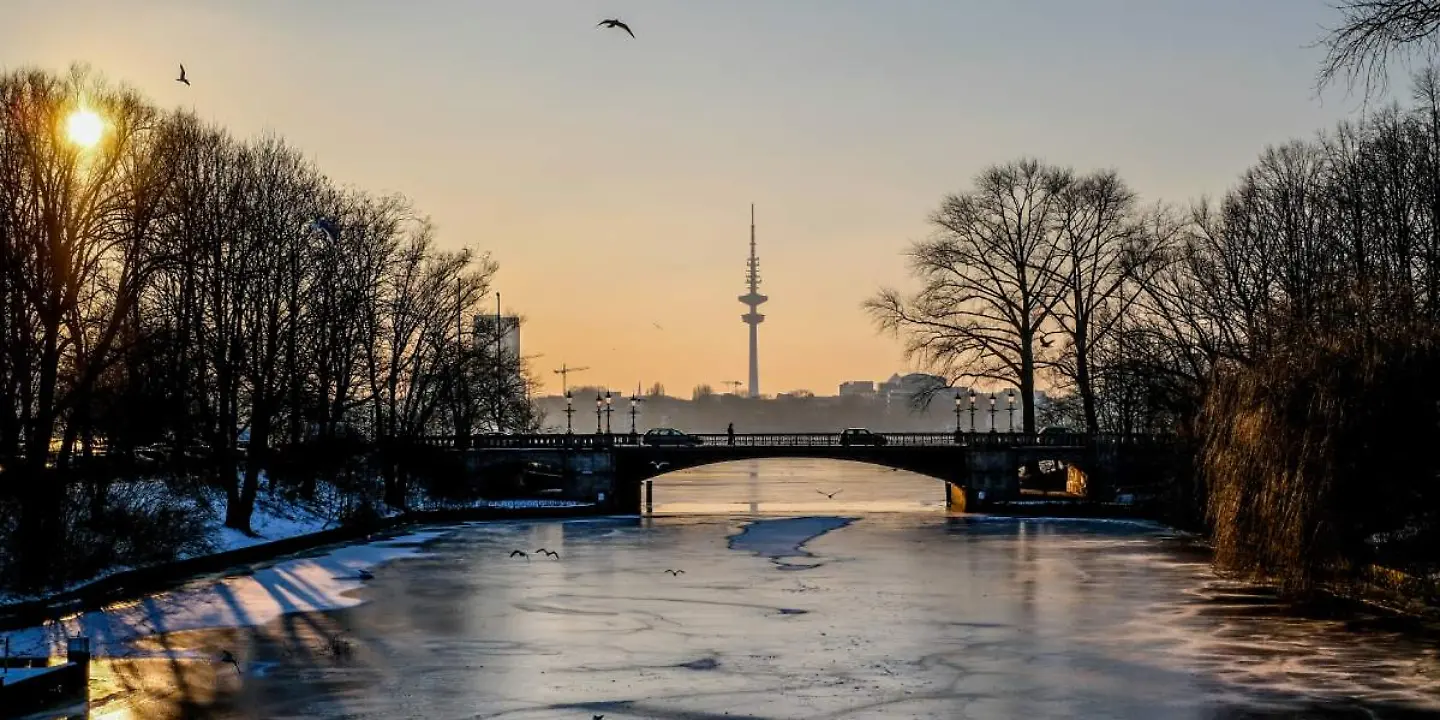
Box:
612;445;971;485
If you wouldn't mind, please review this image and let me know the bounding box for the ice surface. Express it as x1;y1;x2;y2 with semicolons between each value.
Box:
726;515;853;568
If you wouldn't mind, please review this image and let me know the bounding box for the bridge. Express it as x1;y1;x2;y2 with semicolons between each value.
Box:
420;432;1179;513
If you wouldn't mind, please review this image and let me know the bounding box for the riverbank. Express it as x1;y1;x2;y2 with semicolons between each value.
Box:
0;500;601;636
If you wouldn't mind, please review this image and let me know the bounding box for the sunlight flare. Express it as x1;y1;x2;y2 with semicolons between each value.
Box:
65;107;104;148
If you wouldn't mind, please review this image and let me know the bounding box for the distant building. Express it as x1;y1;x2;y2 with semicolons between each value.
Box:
879;373;948;403
839;380;876;397
474;314;521;358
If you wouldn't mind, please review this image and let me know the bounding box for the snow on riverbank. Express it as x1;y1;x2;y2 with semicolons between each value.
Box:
0;528;455;658
0;469;594;608
211;483;336;553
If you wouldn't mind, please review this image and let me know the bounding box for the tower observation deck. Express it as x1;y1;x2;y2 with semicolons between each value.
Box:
739;204;767;399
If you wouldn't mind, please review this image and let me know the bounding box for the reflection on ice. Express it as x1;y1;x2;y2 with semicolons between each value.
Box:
727;516;852;568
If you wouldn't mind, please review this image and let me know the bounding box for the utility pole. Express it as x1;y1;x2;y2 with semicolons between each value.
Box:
456;276;468;444
493;292;503;433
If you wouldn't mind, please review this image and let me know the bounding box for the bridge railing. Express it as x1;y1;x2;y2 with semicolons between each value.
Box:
418;431;1174;450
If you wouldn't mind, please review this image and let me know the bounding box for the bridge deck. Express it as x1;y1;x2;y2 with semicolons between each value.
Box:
420;432;1170;450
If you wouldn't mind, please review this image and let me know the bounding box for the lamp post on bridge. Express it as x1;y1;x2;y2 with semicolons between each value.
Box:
1007;388;1016;433
594;394;603;434
968;389;977;432
988;393;997;433
564;391;574;434
954;392;963;444
629;389;643;437
604;391;614;436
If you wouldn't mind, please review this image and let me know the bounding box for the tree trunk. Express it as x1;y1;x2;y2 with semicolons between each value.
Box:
26;318;61;468
228;406;270;533
1019;347;1038;435
1075;336;1100;435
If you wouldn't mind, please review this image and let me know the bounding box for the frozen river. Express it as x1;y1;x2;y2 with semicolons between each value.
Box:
17;458;1440;719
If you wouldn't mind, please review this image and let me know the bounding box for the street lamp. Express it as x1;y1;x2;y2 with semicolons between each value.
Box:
1007;388;1016;433
564;391;574;434
968;389;977;432
604;391;614;435
595;394;603;434
954;392;964;443
629;392;641;436
988;393;997;433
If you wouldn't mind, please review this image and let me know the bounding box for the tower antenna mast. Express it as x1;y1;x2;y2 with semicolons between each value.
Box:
738;204;768;398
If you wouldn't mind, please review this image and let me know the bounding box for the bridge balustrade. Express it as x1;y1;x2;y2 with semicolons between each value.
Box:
419;431;1173;450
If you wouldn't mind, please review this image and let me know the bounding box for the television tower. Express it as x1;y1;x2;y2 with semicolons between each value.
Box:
738;204;767;398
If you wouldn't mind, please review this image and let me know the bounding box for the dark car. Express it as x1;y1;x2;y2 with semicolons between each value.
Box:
1039;426;1077;436
642;428;704;447
839;428;887;446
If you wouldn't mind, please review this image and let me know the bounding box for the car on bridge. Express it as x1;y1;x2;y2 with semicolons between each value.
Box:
839;428;888;447
641;428;704;447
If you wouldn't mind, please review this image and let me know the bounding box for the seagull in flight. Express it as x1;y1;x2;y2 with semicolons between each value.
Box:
652;322;663;330
176;64;190;86
535;548;560;559
509;549;529;559
650;460;670;471
817;489;842;499
597;18;635;38
663;568;685;576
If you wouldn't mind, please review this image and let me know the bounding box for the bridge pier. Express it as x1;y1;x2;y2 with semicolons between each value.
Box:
965;448;1021;501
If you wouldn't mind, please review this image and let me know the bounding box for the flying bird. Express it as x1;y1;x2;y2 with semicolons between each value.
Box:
650;460;670;471
510;550;529;559
176;64;190;86
663;569;685;575
652;322;663;330
218;649;242;675
356;569;374;580
535;548;560;558
817;489;842;499
594;716;605;720
597;18;634;37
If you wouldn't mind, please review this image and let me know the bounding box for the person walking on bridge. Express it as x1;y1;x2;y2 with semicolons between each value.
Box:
727;422;735;446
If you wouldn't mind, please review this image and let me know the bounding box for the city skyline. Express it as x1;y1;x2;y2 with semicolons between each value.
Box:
0;1;1385;397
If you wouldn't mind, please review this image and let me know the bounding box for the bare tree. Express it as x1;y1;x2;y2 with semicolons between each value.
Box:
867;159;1069;433
1050;170;1172;433
1318;0;1440;98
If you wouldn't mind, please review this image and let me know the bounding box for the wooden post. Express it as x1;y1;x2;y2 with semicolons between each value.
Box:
66;636;91;691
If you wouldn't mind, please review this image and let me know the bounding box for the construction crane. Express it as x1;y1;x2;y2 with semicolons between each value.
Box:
722;380;744;395
553;363;589;395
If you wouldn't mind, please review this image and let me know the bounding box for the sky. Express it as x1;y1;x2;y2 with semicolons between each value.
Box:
0;0;1394;397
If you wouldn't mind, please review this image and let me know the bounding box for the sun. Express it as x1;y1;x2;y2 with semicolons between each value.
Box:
65;108;104;149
